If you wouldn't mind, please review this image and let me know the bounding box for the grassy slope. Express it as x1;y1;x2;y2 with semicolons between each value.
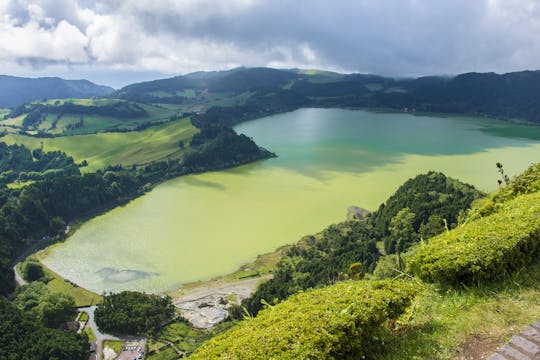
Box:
376;262;540;359
2;117;197;172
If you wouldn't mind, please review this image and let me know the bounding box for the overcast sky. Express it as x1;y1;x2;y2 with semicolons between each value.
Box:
1;0;540;88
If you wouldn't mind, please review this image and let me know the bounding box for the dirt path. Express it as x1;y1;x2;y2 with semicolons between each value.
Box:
172;275;271;328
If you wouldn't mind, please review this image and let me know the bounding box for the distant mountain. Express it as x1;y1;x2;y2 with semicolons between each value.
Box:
0;76;114;107
116;67;540;124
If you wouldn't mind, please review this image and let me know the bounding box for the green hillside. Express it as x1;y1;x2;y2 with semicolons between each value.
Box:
1;98;184;136
1;117;197;172
192;164;540;359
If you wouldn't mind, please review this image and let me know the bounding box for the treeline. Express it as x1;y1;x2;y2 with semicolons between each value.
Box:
240;172;483;316
0;142;81;185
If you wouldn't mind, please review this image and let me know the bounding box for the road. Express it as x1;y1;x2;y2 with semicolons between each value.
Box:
11;235;53;286
79;306;120;360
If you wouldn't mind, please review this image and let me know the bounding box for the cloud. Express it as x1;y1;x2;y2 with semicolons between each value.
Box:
1;0;540;86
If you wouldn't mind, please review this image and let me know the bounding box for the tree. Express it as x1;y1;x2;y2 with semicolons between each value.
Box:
37;292;77;328
14;282;77;328
95;291;175;335
419;215;447;241
0;298;88;359
388;208;417;270
22;258;45;282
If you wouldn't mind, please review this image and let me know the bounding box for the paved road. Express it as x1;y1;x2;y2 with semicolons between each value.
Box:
79;306;120;360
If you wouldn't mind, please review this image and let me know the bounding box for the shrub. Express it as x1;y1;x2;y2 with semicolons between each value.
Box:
373;255;401;280
190;280;417;359
21;258;45;282
409;192;540;286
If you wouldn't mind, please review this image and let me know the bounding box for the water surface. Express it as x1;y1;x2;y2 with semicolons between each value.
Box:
41;109;540;293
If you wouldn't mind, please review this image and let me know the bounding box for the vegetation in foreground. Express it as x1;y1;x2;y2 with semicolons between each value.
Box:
194;163;540;359
191;280;416;359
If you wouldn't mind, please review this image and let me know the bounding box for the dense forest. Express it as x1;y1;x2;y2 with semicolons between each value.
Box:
0;298;89;359
95;291;175;335
241;172;482;316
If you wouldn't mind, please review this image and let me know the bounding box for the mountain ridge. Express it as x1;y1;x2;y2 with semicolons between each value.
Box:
0;75;115;108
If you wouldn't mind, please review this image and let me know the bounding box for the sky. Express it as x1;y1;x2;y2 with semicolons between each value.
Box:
1;0;540;88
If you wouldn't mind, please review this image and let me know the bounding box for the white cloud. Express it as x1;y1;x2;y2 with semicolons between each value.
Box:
1;0;540;86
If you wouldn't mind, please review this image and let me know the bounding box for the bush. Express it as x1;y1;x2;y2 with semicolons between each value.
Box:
190;280;417;359
464;163;540;223
21;258;45;282
409;192;540;286
373;255;401;280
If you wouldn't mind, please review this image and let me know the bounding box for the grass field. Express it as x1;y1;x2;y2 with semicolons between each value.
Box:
2;117;198;172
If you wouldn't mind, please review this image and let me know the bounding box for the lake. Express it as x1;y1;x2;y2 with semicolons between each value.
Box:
40;109;540;293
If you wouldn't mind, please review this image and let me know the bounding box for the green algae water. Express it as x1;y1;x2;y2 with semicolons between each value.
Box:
41;109;540;293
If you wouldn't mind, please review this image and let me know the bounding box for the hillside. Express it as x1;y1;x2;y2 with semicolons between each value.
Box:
0;76;114;108
116;68;540;125
188;163;540;359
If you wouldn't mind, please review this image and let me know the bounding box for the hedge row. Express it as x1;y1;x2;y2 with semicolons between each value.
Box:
409;192;540;286
190;280;416;359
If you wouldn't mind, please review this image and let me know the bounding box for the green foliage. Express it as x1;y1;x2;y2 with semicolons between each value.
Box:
183;126;275;169
14;282;77;327
462;163;540;224
409;192;540;286
369;171;482;252
21;258;45;281
387;207;418;255
14;281;50;312
0;298;89;360
373;255;401;280
242;221;380;316
36;292;77;328
419;215;446;240
0;142;80;185
95;291;175;335
191;280;417;359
